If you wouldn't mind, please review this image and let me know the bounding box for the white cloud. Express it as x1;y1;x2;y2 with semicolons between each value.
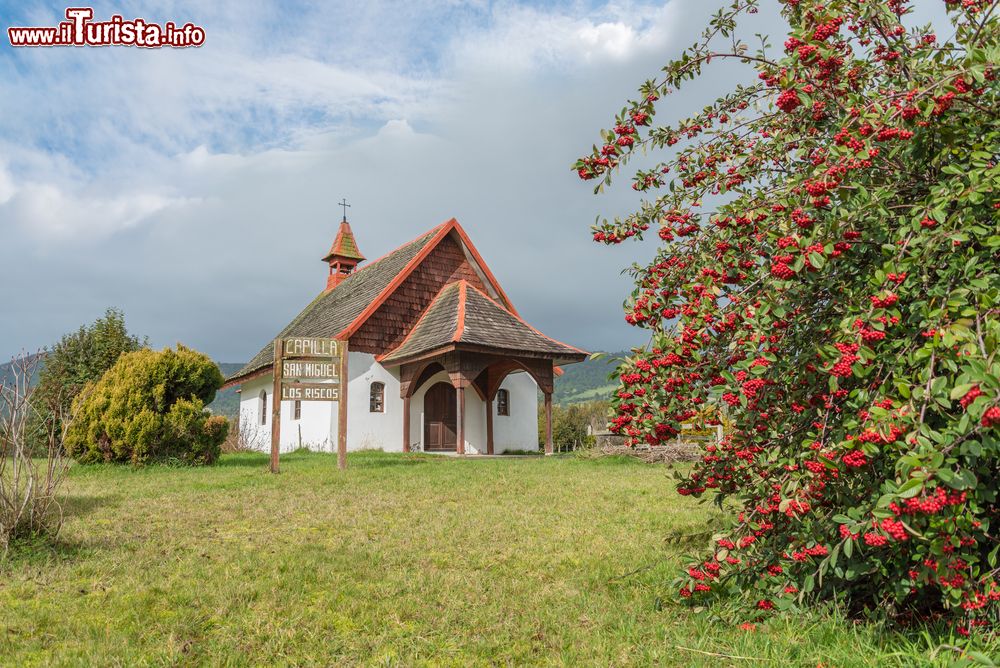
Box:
0;0;705;358
377;119;417;138
446;2;683;72
578;22;638;60
2;181;179;241
0;0;954;359
0;165;15;205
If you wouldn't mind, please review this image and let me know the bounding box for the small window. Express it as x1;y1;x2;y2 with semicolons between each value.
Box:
370;382;385;413
293;400;302;420
259;390;268;425
497;389;510;416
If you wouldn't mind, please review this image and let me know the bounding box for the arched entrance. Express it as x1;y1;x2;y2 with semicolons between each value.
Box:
423;382;457;452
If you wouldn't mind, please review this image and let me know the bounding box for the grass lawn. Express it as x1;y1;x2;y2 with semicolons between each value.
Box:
0;451;991;666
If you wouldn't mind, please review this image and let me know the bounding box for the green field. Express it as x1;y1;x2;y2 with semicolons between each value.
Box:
1;452;991;666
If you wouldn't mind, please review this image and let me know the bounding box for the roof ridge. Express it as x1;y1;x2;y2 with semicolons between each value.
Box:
225;219;583;388
266;229;425;341
378;276;587;366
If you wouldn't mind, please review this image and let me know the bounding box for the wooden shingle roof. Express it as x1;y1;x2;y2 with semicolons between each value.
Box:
379;280;586;365
225;225;440;386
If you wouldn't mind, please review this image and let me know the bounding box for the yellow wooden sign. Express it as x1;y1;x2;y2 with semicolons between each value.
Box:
270;336;348;473
282;337;342;359
280;382;339;401
281;360;339;380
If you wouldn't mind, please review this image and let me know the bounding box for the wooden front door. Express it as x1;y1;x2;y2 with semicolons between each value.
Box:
423;382;457;451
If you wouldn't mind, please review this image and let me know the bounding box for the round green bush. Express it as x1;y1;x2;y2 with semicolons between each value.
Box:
64;345;228;465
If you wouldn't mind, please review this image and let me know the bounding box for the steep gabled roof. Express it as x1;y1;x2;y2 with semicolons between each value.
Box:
225;219;522;387
378;280;587;365
225;225;439;387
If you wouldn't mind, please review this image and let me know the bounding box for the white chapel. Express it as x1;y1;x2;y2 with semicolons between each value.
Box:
225;215;587;455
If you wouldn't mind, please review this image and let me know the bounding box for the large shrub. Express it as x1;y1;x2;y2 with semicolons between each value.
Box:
65;345;228;465
28;308;145;452
575;0;999;631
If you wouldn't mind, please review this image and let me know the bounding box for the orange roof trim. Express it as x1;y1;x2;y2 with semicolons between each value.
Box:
449;220;520;317
453;281;468;342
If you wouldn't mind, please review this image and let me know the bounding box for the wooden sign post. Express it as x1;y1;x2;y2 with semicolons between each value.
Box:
270;336;348;473
270;338;284;474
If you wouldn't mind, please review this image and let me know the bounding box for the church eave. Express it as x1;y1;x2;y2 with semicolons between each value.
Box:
379;342;588;369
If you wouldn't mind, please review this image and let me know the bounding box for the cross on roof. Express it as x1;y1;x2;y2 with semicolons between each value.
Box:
338;198;351;222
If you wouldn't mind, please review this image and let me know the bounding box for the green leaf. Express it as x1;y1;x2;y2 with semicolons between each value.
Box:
950;383;976;401
897;478;924;498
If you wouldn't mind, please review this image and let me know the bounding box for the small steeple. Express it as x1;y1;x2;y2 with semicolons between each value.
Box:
322;199;365;291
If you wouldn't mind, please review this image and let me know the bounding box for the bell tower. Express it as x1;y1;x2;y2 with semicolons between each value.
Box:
322;199;365;291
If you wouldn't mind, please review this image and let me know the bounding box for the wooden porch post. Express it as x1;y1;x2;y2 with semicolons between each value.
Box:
485;394;494;455
402;394;411;453
544;390;553;455
456;386;466;455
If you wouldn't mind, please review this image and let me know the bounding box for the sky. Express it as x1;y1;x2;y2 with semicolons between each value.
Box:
0;1;953;363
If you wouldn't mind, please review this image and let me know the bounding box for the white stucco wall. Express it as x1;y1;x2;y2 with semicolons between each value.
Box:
236;376;269;451
238;360;540;455
491;371;539;453
346;351;403;452
463;387;487;455
237;374;336;453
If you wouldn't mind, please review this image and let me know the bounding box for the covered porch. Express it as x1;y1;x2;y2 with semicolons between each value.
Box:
396;349;563;455
376;280;587;454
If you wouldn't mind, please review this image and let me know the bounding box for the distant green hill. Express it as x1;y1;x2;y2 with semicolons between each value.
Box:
0;353;47;390
553;351;627;405
207;363;246;419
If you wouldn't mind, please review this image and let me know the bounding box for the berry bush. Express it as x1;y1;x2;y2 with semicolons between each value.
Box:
574;0;999;631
